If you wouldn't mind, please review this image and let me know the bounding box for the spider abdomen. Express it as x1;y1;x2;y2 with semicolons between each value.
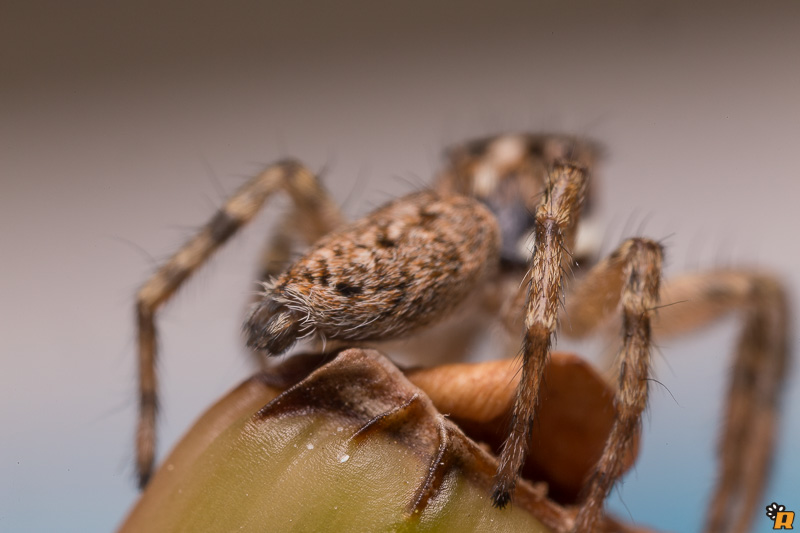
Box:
245;190;500;354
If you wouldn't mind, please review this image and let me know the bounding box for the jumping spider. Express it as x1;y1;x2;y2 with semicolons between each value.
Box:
134;134;789;532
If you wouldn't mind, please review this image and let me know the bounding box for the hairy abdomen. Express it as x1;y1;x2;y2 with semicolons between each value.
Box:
245;190;500;354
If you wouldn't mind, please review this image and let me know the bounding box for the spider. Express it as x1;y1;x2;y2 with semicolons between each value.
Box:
134;133;789;532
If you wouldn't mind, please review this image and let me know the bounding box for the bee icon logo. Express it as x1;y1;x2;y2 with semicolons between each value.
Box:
767;503;795;530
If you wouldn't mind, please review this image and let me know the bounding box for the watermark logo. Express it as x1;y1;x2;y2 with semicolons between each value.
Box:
766;503;795;530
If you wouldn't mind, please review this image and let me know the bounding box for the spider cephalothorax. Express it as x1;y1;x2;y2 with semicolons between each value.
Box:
439;134;600;267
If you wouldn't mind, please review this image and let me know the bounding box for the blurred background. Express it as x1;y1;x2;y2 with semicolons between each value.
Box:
2;1;799;531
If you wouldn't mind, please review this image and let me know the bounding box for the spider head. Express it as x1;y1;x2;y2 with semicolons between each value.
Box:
438;134;603;268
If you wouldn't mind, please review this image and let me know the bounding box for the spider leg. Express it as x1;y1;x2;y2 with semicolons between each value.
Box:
563;238;664;532
565;266;789;533
135;160;343;488
491;161;589;508
656;272;788;533
254;215;296;282
255;174;346;282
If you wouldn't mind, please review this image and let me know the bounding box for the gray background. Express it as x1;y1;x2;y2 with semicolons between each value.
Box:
2;1;799;531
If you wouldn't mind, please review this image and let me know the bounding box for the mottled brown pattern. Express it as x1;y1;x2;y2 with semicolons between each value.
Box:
245;190;500;352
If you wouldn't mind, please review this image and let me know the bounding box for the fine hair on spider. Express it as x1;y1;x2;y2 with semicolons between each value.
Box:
134;133;789;533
